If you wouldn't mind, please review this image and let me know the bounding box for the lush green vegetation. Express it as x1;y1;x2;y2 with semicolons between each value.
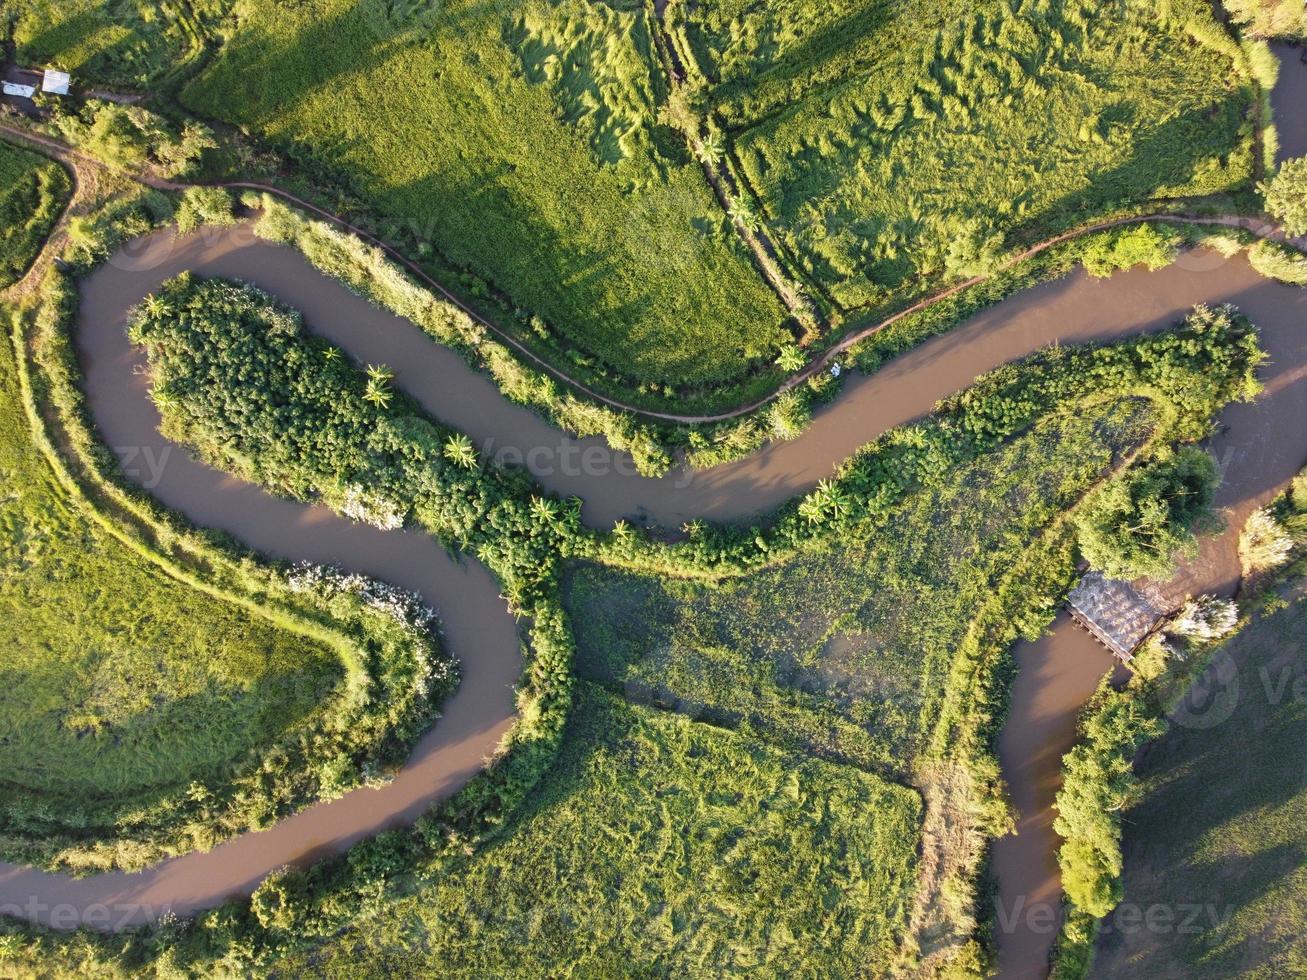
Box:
1050;471;1307;977
1088;575;1307;976
567;398;1158;780
1263;155;1307;235
264;682;920;976
1054;681;1165;920
15;0;1263;404
1248;236;1307;284
0;185;457;874
179;0;787;390
672;0;1257;314
2;266;1259;973
0;141;69;289
49;100;217;178
8;0;221;88
1073;445;1219;580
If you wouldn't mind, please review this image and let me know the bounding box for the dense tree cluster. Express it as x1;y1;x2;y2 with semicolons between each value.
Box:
1054;683;1165;917
1074;447;1219;580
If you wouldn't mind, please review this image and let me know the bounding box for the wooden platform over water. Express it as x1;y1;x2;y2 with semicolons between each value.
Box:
1066;572;1168;663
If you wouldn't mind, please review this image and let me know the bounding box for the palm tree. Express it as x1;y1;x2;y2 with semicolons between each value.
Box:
443;433;478;469
141;294;171;319
323;347;341;363
728;198;760;231
367;363;394;384
774;344;805;373
530;495;560;525
797;496;825;525
363;377;392;409
612;519;634;541
816;478;852;518
698;133;725;165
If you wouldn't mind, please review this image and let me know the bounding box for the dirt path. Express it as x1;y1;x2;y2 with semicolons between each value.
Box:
0;121;1301;430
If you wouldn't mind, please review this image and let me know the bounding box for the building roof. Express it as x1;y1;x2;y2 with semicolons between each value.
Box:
2;82;37;99
41;69;71;95
1066;571;1167;662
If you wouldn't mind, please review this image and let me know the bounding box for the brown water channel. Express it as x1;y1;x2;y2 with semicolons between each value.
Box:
0;55;1305;970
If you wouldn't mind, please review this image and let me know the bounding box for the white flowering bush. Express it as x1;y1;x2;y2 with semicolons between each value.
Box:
338;484;407;530
1239;506;1293;576
1169;595;1238;641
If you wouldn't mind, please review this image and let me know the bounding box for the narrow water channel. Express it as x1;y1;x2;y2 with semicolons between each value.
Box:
0;48;1304;971
993;44;1307;979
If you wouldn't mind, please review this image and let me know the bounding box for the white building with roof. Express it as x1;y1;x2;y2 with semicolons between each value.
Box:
41;69;71;96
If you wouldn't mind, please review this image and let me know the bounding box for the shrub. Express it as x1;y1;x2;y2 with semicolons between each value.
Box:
1240;506;1294;575
250;866;310;933
1170;595;1239;640
174;187;237;234
1074;447;1219;580
1247;238;1307;285
1081;224;1178;278
1262;156;1307;236
53;103;215;178
1054;684;1165;918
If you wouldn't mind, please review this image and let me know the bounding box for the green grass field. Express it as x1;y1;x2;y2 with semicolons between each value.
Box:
178;0;787;389
0;142;69;289
566;397;1156;780
271;682;922;977
674;0;1256;311
9;0;217;87
1091;576;1307;978
12;1;1257;400
0;319;342;813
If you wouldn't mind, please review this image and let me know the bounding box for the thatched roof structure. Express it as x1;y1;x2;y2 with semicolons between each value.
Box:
1066;572;1167;662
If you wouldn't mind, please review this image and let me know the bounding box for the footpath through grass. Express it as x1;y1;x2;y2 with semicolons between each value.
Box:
0;142;69;289
270;682;922;978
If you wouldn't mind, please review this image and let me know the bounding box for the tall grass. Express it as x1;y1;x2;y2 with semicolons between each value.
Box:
270;682;924;977
0;142;69;288
679;0;1256;312
180;0;787;388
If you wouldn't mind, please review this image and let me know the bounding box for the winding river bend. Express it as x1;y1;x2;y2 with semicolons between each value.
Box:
0;49;1304;977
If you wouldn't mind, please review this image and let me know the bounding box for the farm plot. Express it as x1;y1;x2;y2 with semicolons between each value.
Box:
270;682;923;977
672;0;1257;311
0;304;343;853
180;0;787;389
566;396;1158;780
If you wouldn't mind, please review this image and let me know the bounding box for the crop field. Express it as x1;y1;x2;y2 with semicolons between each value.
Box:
179;0;788;388
0;311;341;827
272;682;922;977
672;0;1256;311
8;0;216;87
0;142;69;289
1092;576;1307;978
566;396;1156;780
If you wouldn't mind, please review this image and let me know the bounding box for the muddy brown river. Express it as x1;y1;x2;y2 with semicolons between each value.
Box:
0;49;1304;977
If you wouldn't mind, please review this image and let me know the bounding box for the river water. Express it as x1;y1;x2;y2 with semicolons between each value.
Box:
0;48;1304;976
